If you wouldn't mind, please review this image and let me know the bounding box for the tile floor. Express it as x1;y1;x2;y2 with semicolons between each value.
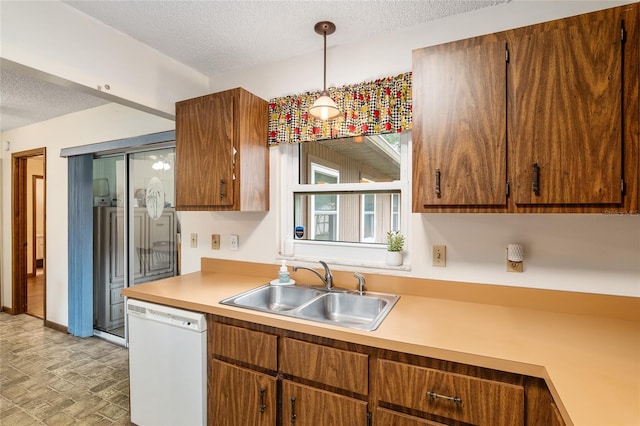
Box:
0;313;132;425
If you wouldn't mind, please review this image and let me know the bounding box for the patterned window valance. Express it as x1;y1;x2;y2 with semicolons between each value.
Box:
268;72;412;145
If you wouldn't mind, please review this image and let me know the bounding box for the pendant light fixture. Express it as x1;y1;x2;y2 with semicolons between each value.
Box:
309;21;341;121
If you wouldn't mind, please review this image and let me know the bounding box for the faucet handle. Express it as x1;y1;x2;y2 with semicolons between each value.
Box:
354;272;366;295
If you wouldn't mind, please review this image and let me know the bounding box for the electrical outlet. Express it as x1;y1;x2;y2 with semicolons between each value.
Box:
211;234;220;250
507;260;523;273
190;233;198;248
433;245;446;267
230;234;239;251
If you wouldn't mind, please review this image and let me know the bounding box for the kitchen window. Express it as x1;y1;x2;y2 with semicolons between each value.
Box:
280;132;410;268
310;164;339;240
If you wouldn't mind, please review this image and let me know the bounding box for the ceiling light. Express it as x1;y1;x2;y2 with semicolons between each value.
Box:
309;21;341;121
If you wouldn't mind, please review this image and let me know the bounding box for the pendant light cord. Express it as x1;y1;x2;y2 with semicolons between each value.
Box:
322;29;327;92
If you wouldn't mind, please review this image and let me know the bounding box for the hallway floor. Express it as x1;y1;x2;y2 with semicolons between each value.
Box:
0;313;131;425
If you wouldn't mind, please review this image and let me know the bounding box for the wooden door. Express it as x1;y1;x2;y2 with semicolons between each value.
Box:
208;359;276;426
412;34;507;210
282;380;368;426
175;92;235;209
510;7;625;205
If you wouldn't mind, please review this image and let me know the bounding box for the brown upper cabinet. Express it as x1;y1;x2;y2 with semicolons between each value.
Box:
412;33;508;211
175;87;269;211
412;3;638;213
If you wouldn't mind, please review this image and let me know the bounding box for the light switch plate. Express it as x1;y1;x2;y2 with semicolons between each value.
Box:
211;234;220;250
190;233;198;248
230;234;239;251
433;245;446;267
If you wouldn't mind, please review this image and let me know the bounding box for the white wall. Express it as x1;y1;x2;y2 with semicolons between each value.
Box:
0;104;174;325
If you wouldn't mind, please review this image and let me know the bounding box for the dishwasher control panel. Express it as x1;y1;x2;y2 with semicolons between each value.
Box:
127;299;207;332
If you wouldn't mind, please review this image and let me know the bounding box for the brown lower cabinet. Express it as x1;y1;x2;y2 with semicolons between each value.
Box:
375;407;447;426
208;315;565;426
282;380;369;426
209;359;277;425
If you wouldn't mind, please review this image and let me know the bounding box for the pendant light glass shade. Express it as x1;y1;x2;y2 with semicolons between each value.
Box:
309;91;341;120
309;21;340;121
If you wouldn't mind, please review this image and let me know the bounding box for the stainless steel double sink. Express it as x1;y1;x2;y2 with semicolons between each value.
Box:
220;284;399;331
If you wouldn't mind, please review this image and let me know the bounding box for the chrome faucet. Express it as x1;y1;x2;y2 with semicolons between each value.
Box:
354;272;366;295
292;260;334;290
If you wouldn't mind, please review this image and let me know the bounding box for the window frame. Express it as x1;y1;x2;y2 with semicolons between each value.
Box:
310;163;340;240
279;132;411;269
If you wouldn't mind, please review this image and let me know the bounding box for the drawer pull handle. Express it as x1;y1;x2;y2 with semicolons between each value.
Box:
290;396;297;423
219;179;226;199
259;387;266;413
427;391;462;405
435;168;441;196
532;162;540;195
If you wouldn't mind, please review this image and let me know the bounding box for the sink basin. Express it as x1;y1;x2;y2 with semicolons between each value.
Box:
221;284;399;331
227;285;322;312
297;293;392;328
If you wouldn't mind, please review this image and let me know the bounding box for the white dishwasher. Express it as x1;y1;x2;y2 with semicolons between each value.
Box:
127;299;207;426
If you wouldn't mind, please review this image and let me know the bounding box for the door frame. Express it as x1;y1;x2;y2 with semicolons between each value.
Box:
11;147;46;316
31;174;44;276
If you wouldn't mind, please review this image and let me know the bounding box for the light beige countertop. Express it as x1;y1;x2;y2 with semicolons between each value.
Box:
122;258;640;426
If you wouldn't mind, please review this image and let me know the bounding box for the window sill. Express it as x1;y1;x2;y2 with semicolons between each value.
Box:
280;254;411;272
280;239;410;272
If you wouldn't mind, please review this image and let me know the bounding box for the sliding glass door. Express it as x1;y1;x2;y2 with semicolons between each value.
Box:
92;147;177;343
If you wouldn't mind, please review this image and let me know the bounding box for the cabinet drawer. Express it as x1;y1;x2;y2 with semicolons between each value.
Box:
376;359;524;426
210;322;277;371
280;337;368;395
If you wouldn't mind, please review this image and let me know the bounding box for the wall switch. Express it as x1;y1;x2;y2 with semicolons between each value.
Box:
432;245;446;267
211;234;220;250
190;233;198;248
230;234;239;251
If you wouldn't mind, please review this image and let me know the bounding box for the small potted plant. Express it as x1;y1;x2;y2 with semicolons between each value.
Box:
386;230;405;266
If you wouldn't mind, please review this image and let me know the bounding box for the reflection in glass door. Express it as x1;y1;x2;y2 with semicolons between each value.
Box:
92;147;177;344
128;149;177;289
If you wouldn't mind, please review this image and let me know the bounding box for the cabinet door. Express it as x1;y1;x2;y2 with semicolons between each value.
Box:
282;380;368;426
412;35;507;210
208;359;276;426
375;407;445;426
510;8;624;205
175;92;235;209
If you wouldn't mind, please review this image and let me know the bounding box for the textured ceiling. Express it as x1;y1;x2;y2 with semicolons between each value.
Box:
0;66;110;132
1;0;507;133
63;0;506;76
